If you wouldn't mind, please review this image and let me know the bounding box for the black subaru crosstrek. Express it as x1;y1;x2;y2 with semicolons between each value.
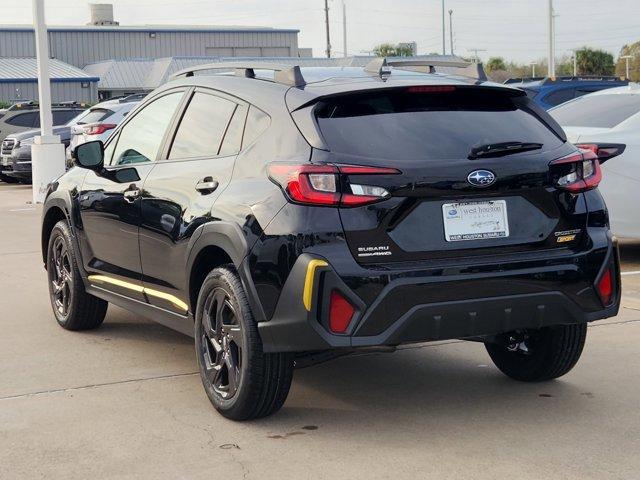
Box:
41;59;621;420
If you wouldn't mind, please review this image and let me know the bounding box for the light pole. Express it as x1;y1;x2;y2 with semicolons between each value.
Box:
549;0;556;77
441;0;446;55
342;1;347;58
530;62;537;78
448;10;454;55
621;55;633;79
31;0;65;204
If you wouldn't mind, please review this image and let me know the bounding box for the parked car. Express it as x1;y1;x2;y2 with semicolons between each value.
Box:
549;84;640;239
1;98;140;183
0;101;85;143
505;76;629;110
66;96;143;160
41;60;620;421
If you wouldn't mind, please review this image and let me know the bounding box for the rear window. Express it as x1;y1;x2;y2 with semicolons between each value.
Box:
314;87;563;161
75;108;114;125
550;94;640;128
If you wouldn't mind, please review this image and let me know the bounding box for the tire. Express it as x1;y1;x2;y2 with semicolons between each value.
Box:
47;220;108;330
485;324;587;382
0;173;19;184
195;266;294;420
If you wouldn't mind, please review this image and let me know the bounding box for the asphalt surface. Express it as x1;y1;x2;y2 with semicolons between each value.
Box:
1;183;639;480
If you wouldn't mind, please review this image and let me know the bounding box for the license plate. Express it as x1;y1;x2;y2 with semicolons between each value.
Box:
442;200;509;242
1;156;9;167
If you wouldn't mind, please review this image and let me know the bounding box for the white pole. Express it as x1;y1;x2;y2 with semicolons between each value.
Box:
448;10;454;55
621;55;632;79
548;0;555;77
31;0;65;204
342;1;347;58
441;0;446;55
573;53;577;76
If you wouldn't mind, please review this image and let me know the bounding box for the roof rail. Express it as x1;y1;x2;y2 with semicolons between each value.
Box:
171;62;307;87
364;57;482;80
504;76;546;84
542;75;627;84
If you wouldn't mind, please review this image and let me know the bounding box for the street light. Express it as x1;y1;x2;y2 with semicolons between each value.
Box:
31;0;65;204
621;55;633;79
529;62;537;78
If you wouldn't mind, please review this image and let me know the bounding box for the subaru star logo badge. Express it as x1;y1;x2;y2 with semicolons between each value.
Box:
467;170;496;187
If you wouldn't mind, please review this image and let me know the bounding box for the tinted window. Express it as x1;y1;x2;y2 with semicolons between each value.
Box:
76;108;114;125
219;106;246;156
53;110;82;125
550;94;640;128
112;92;183;165
315;88;563;161
169;92;236;159
242;106;270;147
543;88;575;106
6;112;37;127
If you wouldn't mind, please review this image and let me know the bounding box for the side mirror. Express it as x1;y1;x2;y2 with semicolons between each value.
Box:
73;140;104;171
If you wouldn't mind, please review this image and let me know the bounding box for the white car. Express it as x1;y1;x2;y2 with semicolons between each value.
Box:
66;95;143;160
550;84;640;239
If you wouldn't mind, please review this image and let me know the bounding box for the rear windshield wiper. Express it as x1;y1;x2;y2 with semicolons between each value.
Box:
468;141;543;159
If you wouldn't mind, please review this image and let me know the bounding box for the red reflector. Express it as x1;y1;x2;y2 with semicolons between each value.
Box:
597;269;614;306
406;85;456;93
338;165;400;175
329;290;355;334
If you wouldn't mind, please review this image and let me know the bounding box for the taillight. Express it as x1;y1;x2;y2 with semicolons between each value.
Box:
596;268;614;306
83;123;117;135
550;149;601;193
575;143;626;164
268;163;400;207
328;290;355;334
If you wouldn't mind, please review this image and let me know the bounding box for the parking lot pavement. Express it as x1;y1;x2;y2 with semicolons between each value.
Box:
1;183;639;480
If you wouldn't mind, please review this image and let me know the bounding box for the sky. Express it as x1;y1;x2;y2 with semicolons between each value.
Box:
1;0;638;64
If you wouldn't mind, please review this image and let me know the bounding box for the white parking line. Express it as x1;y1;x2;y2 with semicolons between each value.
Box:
622;271;640;276
8;208;35;212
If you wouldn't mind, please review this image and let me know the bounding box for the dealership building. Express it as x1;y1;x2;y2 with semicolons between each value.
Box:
0;3;303;102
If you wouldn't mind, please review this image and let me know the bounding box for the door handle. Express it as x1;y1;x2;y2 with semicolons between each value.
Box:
195;177;219;194
123;185;140;203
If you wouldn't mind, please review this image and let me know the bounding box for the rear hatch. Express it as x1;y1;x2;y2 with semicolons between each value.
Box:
305;85;585;264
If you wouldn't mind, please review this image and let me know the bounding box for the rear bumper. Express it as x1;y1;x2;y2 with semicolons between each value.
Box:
258;230;620;353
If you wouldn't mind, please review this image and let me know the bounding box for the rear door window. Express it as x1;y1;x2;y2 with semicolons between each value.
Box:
543;88;576;106
53;110;83;125
550;94;640;128
6;112;37;127
169;92;237;160
315;87;564;162
242;106;270;147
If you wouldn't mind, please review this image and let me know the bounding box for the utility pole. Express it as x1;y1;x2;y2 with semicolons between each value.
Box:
573;52;578;76
530;61;537;77
31;0;65;204
448;10;454;55
621;55;632;79
548;0;555;77
441;0;446;55
324;0;331;58
342;1;347;58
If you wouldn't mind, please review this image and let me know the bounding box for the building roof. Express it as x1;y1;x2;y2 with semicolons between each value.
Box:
0;24;299;33
84;55;479;91
0;57;99;83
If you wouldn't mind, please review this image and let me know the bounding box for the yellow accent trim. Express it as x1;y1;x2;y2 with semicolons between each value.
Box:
88;275;189;312
302;259;328;312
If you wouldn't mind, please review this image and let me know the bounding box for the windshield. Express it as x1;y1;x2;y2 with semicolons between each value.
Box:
550;94;640;128
315;87;564;161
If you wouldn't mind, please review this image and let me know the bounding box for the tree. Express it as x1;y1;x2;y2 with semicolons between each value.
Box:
616;41;639;81
486;57;506;72
573;47;615;76
373;43;414;57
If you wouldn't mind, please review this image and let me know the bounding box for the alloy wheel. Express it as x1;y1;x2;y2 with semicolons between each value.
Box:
50;236;73;317
200;288;243;399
